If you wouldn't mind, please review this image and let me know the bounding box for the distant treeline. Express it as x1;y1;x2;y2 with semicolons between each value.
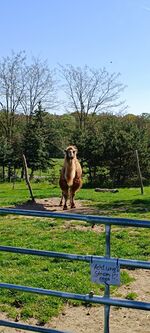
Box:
0;51;150;187
0;106;150;187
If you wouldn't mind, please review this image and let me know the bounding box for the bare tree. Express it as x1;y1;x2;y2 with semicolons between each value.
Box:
0;51;26;141
0;52;58;138
21;58;57;117
60;65;127;129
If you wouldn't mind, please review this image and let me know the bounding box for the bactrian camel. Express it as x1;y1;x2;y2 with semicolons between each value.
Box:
59;145;82;210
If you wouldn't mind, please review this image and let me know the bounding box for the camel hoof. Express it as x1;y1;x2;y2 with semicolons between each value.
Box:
71;204;76;209
63;206;67;210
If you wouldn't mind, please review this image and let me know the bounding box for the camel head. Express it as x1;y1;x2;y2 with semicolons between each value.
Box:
64;145;78;160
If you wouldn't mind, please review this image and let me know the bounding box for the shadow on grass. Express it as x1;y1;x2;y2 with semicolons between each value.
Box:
15;199;56;212
13;197;150;219
95;197;150;215
14;198;101;216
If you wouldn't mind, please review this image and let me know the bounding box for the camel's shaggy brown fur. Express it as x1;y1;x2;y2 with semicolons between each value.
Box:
59;145;82;210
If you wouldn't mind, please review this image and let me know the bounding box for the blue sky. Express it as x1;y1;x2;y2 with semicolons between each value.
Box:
0;0;150;115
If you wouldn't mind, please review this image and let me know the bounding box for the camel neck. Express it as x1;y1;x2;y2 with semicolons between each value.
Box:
66;158;75;166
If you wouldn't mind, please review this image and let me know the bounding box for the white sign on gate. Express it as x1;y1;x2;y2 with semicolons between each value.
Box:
91;259;120;285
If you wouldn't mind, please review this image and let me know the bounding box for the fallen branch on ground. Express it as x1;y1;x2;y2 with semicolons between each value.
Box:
95;188;119;193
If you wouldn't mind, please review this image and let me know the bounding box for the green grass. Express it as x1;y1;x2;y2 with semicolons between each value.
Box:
125;292;138;300
0;182;60;206
1;181;150;219
0;216;105;322
0;216;137;322
0;182;150;323
78;186;150;220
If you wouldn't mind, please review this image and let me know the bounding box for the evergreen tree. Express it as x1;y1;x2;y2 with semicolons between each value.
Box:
22;102;50;178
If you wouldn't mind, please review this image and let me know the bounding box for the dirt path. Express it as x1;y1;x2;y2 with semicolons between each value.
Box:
48;269;150;333
0;198;150;332
15;197;100;215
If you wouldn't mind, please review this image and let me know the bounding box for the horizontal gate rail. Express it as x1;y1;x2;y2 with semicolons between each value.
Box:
0;207;150;333
0;207;150;228
0;282;150;311
0;245;150;269
0;320;70;333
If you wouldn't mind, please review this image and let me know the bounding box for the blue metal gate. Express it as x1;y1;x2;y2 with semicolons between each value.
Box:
0;208;150;333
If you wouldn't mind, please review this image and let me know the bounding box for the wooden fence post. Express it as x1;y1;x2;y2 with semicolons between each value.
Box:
22;154;35;201
135;150;144;195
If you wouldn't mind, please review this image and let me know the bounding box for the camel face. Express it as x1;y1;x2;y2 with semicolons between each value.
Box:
65;146;77;160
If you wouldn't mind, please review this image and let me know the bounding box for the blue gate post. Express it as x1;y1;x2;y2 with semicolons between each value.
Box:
104;224;111;333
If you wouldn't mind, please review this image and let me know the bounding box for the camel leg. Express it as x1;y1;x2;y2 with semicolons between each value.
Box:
59;193;63;206
70;190;76;209
63;192;68;210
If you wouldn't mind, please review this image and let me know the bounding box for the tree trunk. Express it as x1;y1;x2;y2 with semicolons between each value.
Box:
88;165;93;183
21;167;24;179
29;169;34;181
2;165;5;181
7;163;12;182
135;150;144;195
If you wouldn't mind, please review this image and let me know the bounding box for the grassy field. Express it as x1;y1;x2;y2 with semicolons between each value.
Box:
1;181;150;219
0;182;150;324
